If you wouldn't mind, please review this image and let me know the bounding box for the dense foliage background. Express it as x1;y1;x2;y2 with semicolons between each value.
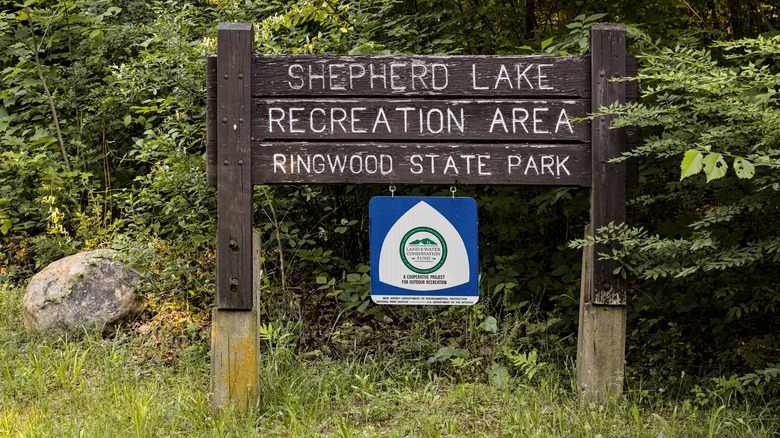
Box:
2;0;779;398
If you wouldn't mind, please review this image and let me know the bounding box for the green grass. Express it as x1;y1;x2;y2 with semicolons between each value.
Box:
1;284;778;437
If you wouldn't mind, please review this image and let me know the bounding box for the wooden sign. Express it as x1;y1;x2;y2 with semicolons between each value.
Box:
207;25;630;310
205;55;619;186
208;21;632;410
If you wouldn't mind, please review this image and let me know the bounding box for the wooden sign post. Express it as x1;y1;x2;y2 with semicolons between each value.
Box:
210;22;258;410
207;22;630;409
576;23;628;403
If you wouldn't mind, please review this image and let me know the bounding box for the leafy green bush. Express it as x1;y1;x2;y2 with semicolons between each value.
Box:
576;36;780;378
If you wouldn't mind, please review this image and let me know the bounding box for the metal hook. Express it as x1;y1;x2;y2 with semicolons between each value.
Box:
450;186;457;199
389;185;396;197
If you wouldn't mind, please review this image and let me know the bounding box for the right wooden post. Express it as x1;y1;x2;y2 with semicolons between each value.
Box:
577;23;628;404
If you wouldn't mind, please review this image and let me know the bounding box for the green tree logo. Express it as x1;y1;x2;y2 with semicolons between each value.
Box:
400;227;447;274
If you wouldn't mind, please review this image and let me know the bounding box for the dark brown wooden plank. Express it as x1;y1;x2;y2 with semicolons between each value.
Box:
216;22;253;310
251;142;591;186
590;23;627;306
252;55;590;98
206;55;217;186
254;98;589;142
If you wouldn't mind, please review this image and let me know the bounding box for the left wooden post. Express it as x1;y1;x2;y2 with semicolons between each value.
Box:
211;22;258;411
216;22;253;310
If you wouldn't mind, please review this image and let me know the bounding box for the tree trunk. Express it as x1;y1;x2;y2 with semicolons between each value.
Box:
525;0;536;39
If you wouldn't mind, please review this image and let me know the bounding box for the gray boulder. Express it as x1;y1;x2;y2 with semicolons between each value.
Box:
23;249;145;336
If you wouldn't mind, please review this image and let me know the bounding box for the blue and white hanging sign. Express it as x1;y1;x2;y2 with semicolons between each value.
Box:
370;196;478;305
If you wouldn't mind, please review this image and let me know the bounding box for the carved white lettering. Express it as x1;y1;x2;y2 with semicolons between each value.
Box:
489;108;507;133
328;155;346;173
410;155;424;174
471;64;488;90
310;108;326;133
370;64;387;89
349;64;365;89
537;64;553;90
517;64;534;88
349;155;362;173
525;156;539;174
443;156;458;174
406;153;494;175
275;153;394;175
364;155;378;174
555;108;573;133
308;64;325;89
351;107;367;133
495;64;512;89
512;108;529;133
477;154;491;175
289;107;304;133
431;64;448;90
461;155;475;174
427;109;444;134
448;109;465;133
507;155;522;173
390;63;406;91
396;107;415;133
312;154;326;173
268;107;286;132
265;103;568;137
330;108;348;132
328;64;347;90
533;108;549;134
556;156;570;175
508;154;571;176
541;155;554;175
373;108;391;133
296;155;310;173
411;63;427;90
283;60;560;93
273;153;286;173
424;154;440;173
288;64;305;90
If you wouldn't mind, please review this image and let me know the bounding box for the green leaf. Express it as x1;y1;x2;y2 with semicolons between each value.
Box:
0;218;12;235
703;153;727;182
680;149;703;180
487;363;510;389
123;115;132;126
585;13;608;23
190;234;206;244
541;37;554;50
733;157;755;179
427;346;468;364
478;316;498;333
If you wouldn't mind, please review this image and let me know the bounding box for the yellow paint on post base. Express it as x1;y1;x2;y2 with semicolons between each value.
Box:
210;229;263;411
210;308;258;411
